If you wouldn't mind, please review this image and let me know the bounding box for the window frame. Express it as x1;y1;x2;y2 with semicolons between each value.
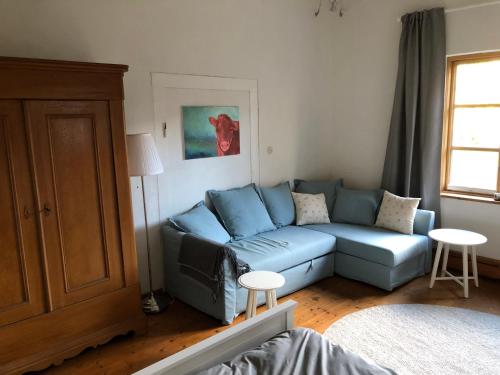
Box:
441;52;500;198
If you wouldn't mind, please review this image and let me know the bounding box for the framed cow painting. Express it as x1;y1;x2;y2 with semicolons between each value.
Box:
182;106;240;160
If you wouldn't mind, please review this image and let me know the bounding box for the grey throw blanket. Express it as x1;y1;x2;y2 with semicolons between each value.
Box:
179;234;250;302
197;328;396;375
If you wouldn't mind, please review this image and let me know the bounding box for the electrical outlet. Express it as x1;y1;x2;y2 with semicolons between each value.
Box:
267;146;273;155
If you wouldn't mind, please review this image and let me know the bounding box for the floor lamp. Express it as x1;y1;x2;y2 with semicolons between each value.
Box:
127;133;169;313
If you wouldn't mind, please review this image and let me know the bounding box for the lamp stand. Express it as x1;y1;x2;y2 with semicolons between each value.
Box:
140;176;171;314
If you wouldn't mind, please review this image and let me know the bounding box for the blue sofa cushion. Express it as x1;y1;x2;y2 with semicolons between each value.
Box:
294;179;343;219
258;182;295;228
208;184;275;240
332;188;384;226
169;201;230;243
304;223;428;267
227;226;336;273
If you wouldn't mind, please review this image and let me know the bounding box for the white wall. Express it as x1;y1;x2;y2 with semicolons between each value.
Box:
0;0;337;292
327;0;500;259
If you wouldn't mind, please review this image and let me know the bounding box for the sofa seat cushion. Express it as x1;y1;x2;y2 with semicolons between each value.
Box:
227;226;336;273
304;223;428;267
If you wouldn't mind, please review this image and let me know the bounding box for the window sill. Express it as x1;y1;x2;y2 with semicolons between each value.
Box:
441;191;500;205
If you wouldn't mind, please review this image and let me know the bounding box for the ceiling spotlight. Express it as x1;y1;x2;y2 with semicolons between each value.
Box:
315;0;344;17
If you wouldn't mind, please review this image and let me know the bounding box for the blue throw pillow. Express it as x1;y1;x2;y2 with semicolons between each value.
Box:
294;178;343;218
208;184;276;240
258;182;295;228
332;187;384;226
169;201;230;243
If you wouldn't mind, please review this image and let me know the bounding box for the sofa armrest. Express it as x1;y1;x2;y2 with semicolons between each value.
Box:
413;209;435;236
162;225;238;324
162;224;185;259
162;225;185;287
413;209;435;273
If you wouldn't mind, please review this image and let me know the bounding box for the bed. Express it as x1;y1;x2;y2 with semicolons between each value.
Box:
134;300;394;375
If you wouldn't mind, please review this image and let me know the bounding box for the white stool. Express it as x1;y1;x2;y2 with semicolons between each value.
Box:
238;271;285;319
429;229;487;298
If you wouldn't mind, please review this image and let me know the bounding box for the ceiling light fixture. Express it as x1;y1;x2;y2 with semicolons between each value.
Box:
314;0;344;17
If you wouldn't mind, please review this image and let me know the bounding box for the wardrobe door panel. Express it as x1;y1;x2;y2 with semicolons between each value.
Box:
26;101;125;309
0;100;45;327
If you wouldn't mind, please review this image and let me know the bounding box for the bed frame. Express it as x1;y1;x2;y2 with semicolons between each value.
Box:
134;300;297;375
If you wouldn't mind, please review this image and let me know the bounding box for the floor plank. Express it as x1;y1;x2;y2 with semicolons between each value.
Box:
37;275;500;375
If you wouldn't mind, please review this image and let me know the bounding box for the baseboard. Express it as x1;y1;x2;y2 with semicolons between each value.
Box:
445;250;500;279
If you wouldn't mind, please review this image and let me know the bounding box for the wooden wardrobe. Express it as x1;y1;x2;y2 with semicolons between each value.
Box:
0;57;145;374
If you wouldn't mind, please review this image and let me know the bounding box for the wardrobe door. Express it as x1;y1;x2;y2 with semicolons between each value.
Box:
0;101;46;327
25;101;125;309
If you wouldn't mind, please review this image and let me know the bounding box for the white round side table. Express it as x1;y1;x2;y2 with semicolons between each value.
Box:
429;228;487;298
238;271;285;319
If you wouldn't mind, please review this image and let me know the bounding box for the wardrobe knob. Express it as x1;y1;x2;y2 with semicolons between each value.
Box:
24;206;33;219
42;204;51;216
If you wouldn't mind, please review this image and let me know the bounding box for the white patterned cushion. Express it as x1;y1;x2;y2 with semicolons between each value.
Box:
375;191;421;234
291;192;330;225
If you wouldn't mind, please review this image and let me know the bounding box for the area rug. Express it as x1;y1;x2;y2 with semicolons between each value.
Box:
323;304;500;375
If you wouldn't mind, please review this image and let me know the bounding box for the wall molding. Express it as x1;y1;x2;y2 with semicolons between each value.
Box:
151;72;260;223
151;72;260;185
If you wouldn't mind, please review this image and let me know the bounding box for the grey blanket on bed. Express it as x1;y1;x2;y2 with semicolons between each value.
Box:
179;234;250;302
196;328;396;375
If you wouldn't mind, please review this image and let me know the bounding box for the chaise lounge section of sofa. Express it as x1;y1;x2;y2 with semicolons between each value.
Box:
305;208;435;291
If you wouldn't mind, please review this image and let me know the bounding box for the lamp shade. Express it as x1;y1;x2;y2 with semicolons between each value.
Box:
126;133;164;176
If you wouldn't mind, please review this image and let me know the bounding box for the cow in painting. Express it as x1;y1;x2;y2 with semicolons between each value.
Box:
209;114;240;156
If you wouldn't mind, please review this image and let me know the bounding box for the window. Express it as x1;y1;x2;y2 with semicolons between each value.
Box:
442;52;500;198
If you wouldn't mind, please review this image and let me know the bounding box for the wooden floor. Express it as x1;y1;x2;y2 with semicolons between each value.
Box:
37;274;500;375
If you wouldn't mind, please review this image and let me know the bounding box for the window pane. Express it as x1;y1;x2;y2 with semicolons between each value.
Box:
455;60;500;105
448;150;498;191
452;107;500;148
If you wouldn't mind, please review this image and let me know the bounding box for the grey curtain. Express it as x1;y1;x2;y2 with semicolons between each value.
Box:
381;8;446;226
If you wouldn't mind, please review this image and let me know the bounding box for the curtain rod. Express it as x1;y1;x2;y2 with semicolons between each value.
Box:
396;1;500;22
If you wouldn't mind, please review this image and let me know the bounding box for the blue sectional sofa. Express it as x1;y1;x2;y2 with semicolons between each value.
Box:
163;182;435;324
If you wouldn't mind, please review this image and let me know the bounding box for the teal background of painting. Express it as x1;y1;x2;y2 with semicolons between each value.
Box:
182;106;239;159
